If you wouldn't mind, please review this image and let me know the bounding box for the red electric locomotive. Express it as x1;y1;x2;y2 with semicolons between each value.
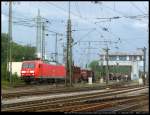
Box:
21;60;66;83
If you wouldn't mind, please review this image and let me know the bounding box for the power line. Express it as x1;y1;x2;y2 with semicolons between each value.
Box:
46;2;96;25
130;2;145;15
12;21;36;28
2;12;34;22
46;29;64;36
73;28;96;46
142;2;148;11
75;2;82;18
47;1;121;40
100;3;148;21
47;2;81;18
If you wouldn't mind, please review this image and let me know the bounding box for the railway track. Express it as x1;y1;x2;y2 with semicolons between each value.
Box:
2;83;140;99
98;97;148;112
38;95;148;112
2;86;148;112
2;85;146;107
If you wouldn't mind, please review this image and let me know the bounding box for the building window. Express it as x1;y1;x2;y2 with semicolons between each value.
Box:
133;56;137;60
119;56;127;61
129;56;132;61
109;56;117;61
139;56;142;61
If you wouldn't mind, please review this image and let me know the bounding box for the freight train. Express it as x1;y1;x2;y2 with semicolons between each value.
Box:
20;60;94;84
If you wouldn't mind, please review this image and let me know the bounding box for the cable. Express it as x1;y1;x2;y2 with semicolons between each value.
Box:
46;2;95;26
75;2;82;18
13;22;36;28
130;2;145;15
113;2;116;11
45;29;65;36
142;2;148;11
101;3;148;21
2;12;35;22
73;28;96;46
47;2;81;18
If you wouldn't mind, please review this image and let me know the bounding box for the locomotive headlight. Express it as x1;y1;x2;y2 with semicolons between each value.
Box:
30;70;34;73
21;71;26;73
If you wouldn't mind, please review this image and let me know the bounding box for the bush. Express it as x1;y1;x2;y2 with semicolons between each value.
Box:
1;63;9;81
2;72;24;88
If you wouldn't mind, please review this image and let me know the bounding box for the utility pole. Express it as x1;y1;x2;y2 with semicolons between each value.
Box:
47;32;63;63
66;1;73;87
55;33;58;63
143;47;146;77
63;43;67;86
36;9;42;59
8;1;12;85
62;43;66;64
42;22;45;60
86;42;91;68
103;45;110;85
61;42;68;86
143;47;146;85
36;10;48;60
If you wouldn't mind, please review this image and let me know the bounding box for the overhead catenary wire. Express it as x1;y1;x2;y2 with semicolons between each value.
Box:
99;3;148;20
2;12;35;22
46;2;98;26
75;2;82;18
130;2;145;15
73;28;96;46
47;2;83;19
46;1;127;44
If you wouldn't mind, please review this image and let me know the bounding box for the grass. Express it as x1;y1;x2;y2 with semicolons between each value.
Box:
1;80;10;89
1;77;25;89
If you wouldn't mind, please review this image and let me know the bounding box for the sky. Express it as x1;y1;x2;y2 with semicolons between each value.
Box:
1;1;149;69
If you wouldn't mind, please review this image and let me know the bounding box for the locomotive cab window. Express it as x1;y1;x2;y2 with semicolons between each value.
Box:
22;63;28;68
22;63;35;68
29;63;35;68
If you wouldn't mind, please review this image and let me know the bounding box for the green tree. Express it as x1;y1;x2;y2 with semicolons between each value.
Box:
1;33;36;81
1;33;9;64
88;60;105;80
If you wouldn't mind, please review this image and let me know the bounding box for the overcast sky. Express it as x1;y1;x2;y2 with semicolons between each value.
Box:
1;1;148;68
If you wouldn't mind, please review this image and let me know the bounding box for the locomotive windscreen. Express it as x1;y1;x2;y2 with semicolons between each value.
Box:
22;63;35;68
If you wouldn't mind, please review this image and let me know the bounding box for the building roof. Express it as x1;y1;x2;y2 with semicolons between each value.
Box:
100;51;143;56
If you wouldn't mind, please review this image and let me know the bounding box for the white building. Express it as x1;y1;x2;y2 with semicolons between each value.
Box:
99;50;144;80
8;62;23;77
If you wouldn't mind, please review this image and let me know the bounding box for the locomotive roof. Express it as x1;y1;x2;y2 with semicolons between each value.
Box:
22;60;64;66
23;60;43;63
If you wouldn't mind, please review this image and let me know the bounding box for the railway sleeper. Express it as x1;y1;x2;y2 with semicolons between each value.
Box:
2;87;148;112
